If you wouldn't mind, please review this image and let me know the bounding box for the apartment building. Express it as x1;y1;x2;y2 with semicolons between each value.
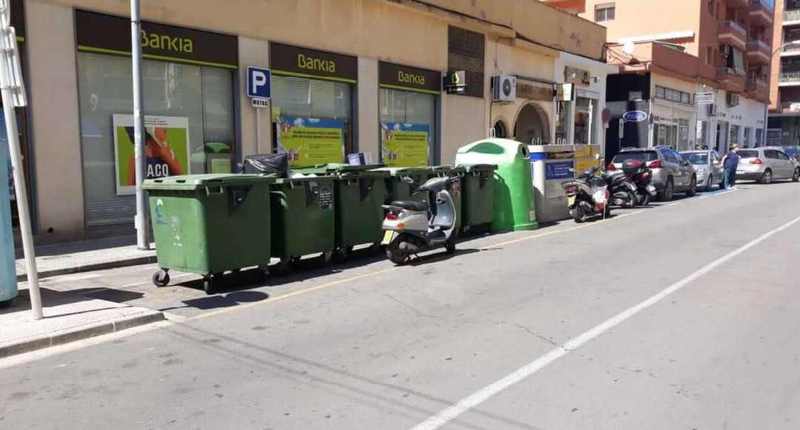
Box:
546;0;774;161
7;0;608;242
769;0;800;145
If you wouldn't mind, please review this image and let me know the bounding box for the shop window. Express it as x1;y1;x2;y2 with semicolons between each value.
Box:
730;125;740;145
271;76;353;167
743;127;751;147
77;53;235;225
574;97;598;145
595;3;615;22
555;101;572;145
379;88;437;166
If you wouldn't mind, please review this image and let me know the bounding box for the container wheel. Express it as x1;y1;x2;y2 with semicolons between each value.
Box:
273;258;292;276
152;270;170;287
203;274;218;295
334;246;354;263
320;251;334;265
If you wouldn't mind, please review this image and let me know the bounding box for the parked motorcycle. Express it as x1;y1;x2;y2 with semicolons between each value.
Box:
562;167;610;223
621;159;657;206
381;176;458;265
603;170;638;208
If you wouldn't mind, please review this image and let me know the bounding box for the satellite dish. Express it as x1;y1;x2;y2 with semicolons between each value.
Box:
623;40;635;55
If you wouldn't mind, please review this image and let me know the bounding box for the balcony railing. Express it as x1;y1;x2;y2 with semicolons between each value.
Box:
749;0;774;24
780;71;800;83
719;21;748;50
785;9;800;23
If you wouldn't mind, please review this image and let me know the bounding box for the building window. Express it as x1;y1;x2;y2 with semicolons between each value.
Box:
574;97;598;145
655;85;693;105
743;127;751;147
595;3;615;22
379;88;437;166
730;125;740;146
707;0;715;15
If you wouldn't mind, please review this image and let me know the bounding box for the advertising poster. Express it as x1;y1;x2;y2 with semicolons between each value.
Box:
276;116;344;168
381;122;430;167
113;114;190;196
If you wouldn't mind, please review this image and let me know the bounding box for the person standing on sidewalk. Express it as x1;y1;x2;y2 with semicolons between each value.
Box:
722;145;741;189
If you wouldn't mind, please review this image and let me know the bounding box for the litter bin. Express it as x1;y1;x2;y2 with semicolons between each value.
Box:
455;138;536;232
371;167;430;204
270;176;336;269
144;174;273;293
0;133;17;306
458;164;496;232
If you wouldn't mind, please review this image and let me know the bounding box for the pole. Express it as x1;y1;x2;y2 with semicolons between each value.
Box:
0;4;41;319
131;0;150;250
255;107;261;154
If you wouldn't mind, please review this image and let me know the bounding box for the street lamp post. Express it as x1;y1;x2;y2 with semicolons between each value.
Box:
130;0;151;250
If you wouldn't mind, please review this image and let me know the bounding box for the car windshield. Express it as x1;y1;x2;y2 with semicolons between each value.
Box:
735;150;759;158
681;152;708;165
612;151;658;163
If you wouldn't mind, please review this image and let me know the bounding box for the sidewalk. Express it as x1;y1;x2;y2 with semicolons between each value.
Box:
15;235;156;282
0;287;164;359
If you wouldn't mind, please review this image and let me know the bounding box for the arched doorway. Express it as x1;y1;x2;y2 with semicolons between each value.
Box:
514;104;549;145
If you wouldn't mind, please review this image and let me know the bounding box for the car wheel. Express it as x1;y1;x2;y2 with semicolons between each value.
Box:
793;168;800;183
760;169;773;185
686;176;697;197
659;178;674;201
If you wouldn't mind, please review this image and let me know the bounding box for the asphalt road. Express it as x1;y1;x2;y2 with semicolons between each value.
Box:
2;181;800;430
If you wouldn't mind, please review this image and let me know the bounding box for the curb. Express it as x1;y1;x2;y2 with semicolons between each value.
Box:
15;255;157;282
0;311;165;359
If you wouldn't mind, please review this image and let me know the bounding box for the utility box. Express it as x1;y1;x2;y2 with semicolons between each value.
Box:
0;127;17;305
456;138;536;232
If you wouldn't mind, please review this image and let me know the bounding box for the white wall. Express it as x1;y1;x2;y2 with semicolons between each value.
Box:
357;58;379;162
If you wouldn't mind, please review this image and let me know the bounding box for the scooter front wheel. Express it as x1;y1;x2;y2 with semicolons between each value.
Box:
445;239;456;255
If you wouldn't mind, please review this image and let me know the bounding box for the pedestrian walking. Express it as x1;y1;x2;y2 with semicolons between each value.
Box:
722;145;741;189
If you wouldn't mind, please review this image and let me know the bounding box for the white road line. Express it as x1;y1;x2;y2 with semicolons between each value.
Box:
411;213;800;430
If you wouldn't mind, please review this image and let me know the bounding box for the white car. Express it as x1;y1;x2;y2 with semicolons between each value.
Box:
680;150;724;191
735;147;800;184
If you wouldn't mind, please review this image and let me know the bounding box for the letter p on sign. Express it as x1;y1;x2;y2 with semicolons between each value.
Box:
247;67;271;100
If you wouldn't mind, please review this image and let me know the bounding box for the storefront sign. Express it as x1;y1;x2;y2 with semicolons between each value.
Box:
113;115;190;196
381;122;430;167
448;26;485;98
277;116;344;167
545;161;574;180
270;42;357;83
443;71;466;94
379;62;441;95
564;66;591;86
76;10;238;69
622;110;649;122
516;82;554;101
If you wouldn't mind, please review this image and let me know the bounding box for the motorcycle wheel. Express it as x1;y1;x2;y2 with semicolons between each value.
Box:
625;191;637;208
571;206;585;223
386;241;410;265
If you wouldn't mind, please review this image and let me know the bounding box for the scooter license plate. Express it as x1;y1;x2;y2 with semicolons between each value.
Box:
381;231;397;245
567;195;576;206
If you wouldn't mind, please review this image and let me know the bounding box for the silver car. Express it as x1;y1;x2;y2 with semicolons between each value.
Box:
734;147;800;184
680;150;724;191
610;146;697;201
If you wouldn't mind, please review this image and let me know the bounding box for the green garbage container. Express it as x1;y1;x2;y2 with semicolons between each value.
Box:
330;167;388;256
458;164;496;232
270;176;336;267
371;167;430;204
455;138;537;232
144;174;273;293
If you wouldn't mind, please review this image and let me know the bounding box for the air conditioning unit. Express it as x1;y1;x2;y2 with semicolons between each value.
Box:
726;93;740;107
706;104;717;117
492;75;517;102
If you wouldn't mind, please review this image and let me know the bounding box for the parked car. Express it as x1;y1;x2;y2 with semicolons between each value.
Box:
609;146;697;201
680;150;724;191
734;147;800;184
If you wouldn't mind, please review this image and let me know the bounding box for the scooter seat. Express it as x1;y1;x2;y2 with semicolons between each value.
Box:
390;200;428;211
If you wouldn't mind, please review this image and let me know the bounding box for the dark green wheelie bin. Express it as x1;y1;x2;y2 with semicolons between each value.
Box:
458;164;496;232
371;167;430;204
144;174;273;294
330;166;388;258
270;176;336;270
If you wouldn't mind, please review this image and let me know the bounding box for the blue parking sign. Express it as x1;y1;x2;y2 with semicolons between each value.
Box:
247;67;271;99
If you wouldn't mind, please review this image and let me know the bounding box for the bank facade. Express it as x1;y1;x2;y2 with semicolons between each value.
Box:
14;0;606;241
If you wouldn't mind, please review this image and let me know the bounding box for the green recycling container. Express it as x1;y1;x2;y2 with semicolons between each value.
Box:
330;167;388;252
144;174;273;279
455;138;537;232
458;164;496;231
371;167;430;204
270;176;336;262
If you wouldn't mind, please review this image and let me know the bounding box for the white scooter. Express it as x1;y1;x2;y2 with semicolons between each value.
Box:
381;176;457;265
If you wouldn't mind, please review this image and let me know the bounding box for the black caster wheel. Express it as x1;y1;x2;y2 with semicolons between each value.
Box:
202;274;218;295
258;265;270;279
152;270;170;287
334;246;353;263
273;258;292;276
320;251;334;265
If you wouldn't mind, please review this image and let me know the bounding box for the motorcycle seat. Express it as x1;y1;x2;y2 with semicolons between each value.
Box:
390;200;428;211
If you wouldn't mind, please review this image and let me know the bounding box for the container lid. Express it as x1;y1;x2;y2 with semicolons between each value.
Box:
143;174;273;191
370;167;430;175
272;175;336;185
455;138;529;165
457;163;497;172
